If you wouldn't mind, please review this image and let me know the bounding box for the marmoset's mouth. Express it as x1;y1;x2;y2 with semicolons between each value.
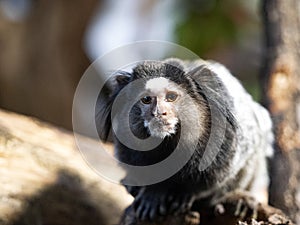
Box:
162;121;171;126
153;118;174;127
147;118;178;138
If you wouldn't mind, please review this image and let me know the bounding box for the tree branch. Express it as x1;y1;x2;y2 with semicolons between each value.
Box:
0;109;132;225
119;192;293;225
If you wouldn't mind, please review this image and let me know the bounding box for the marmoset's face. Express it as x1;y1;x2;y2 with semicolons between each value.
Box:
138;77;184;139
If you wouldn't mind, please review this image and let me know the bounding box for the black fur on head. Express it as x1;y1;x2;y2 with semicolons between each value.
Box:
132;60;186;84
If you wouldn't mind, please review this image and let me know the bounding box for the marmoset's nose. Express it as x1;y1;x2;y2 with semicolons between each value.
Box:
152;108;167;116
151;102;167;117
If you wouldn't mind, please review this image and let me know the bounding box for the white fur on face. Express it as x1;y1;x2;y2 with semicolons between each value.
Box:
145;77;170;95
147;116;178;139
143;77;180;138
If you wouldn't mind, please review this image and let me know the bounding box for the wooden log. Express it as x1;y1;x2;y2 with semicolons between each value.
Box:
0;109;132;225
119;191;293;225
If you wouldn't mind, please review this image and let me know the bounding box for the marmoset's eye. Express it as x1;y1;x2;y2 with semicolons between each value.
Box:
141;96;152;104
165;92;178;102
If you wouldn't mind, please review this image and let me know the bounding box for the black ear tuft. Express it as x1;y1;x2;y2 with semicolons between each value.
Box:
115;72;132;88
95;71;132;142
187;65;237;130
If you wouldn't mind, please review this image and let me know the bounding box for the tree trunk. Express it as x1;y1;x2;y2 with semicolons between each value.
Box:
0;0;99;129
261;0;300;223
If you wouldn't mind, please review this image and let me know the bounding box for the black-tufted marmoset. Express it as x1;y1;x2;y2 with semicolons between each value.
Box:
96;58;273;221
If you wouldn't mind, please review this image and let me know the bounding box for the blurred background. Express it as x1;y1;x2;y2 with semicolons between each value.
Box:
0;0;262;130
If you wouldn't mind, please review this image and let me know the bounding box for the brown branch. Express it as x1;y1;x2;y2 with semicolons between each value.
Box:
0;109;132;225
119;192;294;225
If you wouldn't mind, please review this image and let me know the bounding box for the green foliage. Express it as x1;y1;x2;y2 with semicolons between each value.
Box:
175;0;254;56
175;0;261;100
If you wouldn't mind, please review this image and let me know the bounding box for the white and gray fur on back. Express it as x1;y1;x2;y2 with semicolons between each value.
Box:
175;58;273;202
205;61;274;202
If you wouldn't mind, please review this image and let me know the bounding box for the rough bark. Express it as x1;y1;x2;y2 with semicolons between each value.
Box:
261;0;300;223
0;0;99;129
119;192;293;225
0;109;132;225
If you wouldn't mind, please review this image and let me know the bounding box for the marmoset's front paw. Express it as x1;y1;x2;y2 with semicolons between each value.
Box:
214;191;260;221
133;188;167;221
133;188;195;222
